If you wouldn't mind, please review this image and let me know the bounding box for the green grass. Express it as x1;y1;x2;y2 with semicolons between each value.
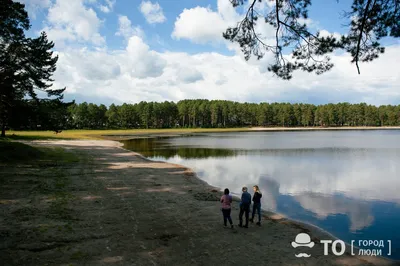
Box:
39;147;80;164
0;140;82;228
0;141;44;163
5;128;251;140
0;140;80;164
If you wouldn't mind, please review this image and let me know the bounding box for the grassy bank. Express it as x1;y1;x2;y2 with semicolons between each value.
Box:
6;126;400;141
5;128;251;140
0;140;80;164
0;141;93;265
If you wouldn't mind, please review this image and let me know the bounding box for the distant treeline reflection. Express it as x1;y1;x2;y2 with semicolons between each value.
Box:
122;138;235;159
121;137;397;159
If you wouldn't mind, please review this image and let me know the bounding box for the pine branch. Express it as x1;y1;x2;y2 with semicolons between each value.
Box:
355;0;375;74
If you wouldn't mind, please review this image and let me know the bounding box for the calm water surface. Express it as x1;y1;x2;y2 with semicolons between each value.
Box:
121;130;400;259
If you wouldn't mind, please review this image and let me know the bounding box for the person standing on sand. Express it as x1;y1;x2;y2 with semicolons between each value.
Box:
238;186;252;228
220;188;234;229
250;185;262;226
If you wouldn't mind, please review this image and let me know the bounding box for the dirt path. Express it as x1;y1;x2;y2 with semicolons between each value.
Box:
0;140;398;266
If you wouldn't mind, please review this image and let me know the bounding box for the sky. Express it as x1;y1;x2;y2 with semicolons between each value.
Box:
17;0;400;106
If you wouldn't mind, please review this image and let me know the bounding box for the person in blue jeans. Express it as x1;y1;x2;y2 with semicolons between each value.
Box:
238;186;252;228
220;188;234;229
250;185;262;226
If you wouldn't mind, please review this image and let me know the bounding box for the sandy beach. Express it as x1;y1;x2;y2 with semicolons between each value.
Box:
1;139;399;266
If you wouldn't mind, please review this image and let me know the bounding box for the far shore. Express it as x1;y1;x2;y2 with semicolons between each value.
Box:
6;126;400;142
101;126;400;141
2;139;399;265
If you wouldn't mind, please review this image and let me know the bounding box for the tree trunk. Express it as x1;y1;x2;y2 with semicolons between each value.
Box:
1;122;5;137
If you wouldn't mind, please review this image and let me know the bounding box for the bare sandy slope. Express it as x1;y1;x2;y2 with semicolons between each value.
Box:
1;140;398;266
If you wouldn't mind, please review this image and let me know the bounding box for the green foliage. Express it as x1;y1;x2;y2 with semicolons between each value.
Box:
11;100;400;131
0;0;68;137
0;0;29;42
223;0;400;79
8;98;73;131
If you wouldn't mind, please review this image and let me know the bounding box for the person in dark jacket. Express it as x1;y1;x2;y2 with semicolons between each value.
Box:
250;185;262;225
238;186;252;228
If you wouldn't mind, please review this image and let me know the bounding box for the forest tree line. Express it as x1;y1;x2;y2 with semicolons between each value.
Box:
9;99;400;131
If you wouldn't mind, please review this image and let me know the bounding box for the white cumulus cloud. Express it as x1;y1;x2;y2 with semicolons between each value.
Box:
16;0;51;19
29;0;400;108
99;0;115;13
124;36;166;78
139;1;166;24
172;0;269;45
172;6;228;44
43;0;105;47
51;34;400;106
115;15;144;40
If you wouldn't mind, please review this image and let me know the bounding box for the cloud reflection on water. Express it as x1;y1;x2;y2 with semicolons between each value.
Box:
155;154;400;255
123;131;400;259
161;151;400;205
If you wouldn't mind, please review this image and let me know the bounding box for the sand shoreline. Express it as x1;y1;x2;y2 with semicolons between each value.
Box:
110;129;399;262
4;139;399;265
114;140;398;265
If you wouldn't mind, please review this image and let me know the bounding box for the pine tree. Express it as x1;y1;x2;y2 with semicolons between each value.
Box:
0;0;66;137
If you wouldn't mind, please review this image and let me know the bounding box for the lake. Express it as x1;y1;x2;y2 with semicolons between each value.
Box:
121;130;400;259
